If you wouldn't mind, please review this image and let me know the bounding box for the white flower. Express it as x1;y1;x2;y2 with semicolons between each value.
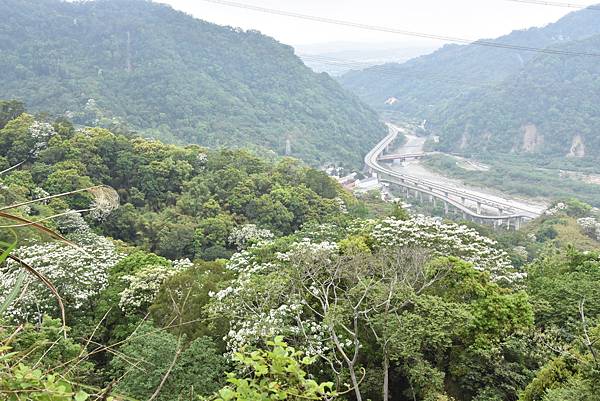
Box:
0;230;122;321
118;259;189;314
28;121;57;157
228;224;274;251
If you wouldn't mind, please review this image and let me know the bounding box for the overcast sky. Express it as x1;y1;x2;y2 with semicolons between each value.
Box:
156;0;598;48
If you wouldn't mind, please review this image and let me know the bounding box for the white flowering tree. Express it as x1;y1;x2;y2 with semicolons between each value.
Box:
208;216;521;401
0;150;121;327
227;224;274;251
0;223;122;322
577;217;600;241
370;216;516;280
119;258;193;315
28;121;57;158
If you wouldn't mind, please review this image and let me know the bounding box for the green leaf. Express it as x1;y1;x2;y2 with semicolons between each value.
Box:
74;390;90;401
0;271;26;314
218;387;236;401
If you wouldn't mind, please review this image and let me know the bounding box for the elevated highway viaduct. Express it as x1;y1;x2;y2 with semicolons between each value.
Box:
365;125;542;229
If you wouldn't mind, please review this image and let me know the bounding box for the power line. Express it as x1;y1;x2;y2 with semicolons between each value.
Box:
199;0;600;57
299;54;377;68
502;0;600;11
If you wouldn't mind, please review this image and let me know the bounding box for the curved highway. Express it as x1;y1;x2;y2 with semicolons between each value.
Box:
365;124;542;222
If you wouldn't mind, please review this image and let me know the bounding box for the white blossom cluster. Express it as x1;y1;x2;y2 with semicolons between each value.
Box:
298;222;345;242
513;246;529;261
55;212;91;235
577;217;600;241
118;259;191;315
334;197;348;214
224;302;303;353
222;250;275;274
31;187;50;202
545;202;567;216
210;241;337;355
371;216;514;278
287;239;338;263
228;224;274;251
0;230;122;322
196;153;208;166
209;216;519;355
28;121;57;157
220;296;331;357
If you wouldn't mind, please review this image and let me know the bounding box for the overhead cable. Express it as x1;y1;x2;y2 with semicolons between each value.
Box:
199;0;600;57
503;0;600;11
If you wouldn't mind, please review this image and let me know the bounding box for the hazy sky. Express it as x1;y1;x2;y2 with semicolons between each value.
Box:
156;0;598;47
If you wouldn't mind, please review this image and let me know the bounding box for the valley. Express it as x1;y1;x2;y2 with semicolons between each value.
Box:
2;1;600;400
367;123;546;224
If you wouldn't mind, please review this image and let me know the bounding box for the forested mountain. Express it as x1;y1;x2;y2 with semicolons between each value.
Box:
2;103;600;400
0;102;360;262
430;33;600;157
0;0;385;166
338;5;600;121
339;5;600;159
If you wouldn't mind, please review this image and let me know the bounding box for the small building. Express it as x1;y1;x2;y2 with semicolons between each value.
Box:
354;176;381;192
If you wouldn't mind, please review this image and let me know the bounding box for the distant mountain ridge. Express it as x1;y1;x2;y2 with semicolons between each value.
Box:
0;0;385;166
431;33;600;157
338;5;600;159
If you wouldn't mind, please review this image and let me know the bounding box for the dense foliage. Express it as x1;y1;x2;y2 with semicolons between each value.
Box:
2;157;599;400
2;6;600;396
429;32;600;158
339;6;600;159
4;156;596;394
423;154;600;206
0;105;360;262
0;0;386;166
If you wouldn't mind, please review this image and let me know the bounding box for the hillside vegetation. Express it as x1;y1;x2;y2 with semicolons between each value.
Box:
0;0;385;166
1;105;600;400
339;6;600;159
0;101;360;261
430;34;600;157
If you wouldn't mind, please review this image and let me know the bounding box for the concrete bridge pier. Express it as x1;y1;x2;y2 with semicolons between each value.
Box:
461;197;465;205
477;202;482;215
444;202;449;215
514;217;521;230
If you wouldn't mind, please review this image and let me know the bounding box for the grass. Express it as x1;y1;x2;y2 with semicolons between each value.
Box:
423;154;600;206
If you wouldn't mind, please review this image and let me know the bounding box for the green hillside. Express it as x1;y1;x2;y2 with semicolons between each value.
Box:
339;6;600;160
0;0;385;166
339;6;600;116
430;34;600;158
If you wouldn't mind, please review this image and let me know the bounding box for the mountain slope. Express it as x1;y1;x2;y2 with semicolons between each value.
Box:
338;6;600;118
0;0;385;166
430;33;600;158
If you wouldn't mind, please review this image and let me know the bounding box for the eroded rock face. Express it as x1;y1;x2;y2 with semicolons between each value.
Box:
459;130;469;150
522;124;544;153
568;134;586;158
